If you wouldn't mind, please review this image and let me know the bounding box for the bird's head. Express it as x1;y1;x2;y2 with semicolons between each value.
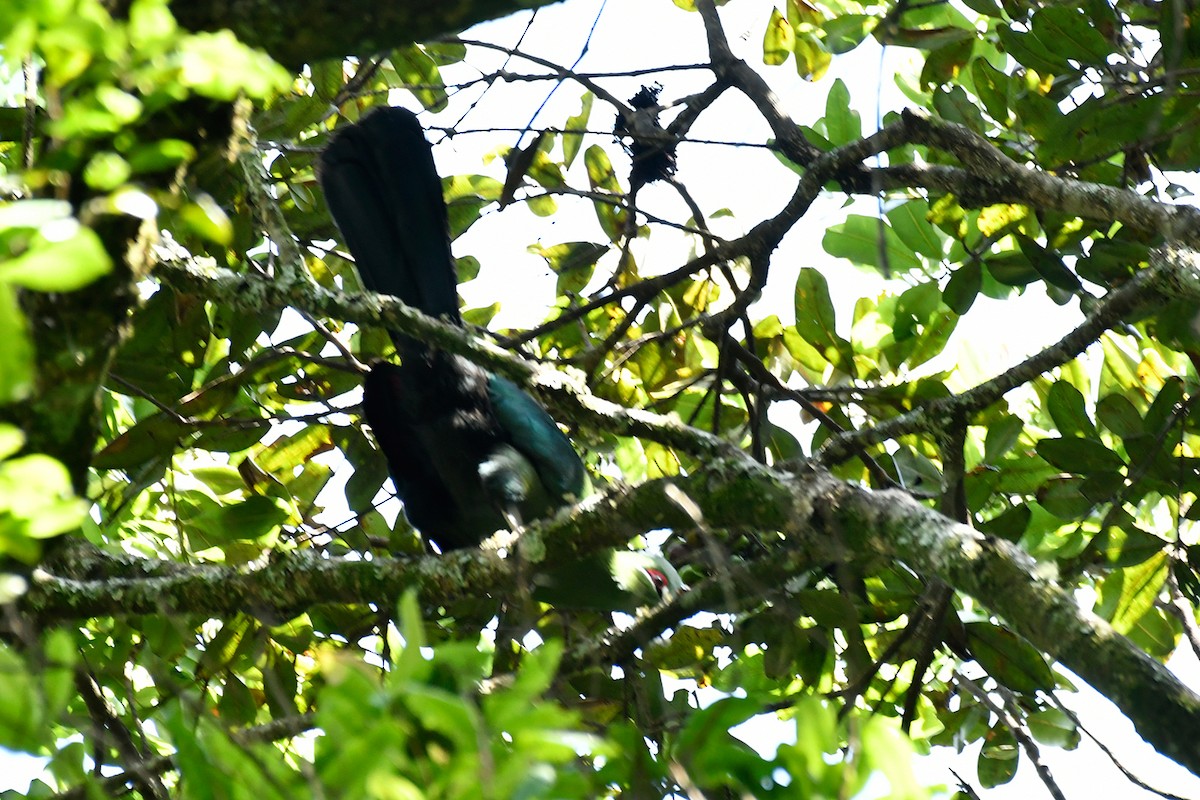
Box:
610;550;686;606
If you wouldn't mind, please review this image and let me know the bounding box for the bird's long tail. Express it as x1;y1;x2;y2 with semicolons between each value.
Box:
318;107;462;336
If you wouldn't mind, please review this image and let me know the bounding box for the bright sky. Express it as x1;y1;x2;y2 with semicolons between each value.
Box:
5;0;1200;796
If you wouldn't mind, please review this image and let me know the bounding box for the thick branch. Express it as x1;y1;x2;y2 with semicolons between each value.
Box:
887;112;1200;247
24;459;1200;776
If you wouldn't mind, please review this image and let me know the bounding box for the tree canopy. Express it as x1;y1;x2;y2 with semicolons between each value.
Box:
4;0;1200;797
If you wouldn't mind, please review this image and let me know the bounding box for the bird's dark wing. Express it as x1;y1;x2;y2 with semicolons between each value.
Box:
364;360;511;551
486;374;588;504
319;107;461;333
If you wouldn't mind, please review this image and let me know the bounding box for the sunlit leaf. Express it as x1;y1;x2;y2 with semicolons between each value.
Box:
966;622;1055;694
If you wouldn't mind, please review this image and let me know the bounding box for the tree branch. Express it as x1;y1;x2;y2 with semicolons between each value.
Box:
814;245;1200;465
153;249;741;461
24;458;1200;776
883;112;1200;247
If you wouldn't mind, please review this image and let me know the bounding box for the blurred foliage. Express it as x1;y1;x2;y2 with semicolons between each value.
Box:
2;0;1200;797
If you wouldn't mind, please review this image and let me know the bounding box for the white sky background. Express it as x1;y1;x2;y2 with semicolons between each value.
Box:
5;0;1200;796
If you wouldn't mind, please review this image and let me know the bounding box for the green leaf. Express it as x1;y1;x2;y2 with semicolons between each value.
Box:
1145;376;1185;436
257;425;335;475
0;283;34;403
858;717;926;800
920;36;974;88
1037;475;1093;519
891;446;942;493
823;215;922;275
894;282;957;369
984;252;1038;286
932;84;987;133
822;15;877;54
528;241;607;296
195;614;258;680
1046;380;1096;438
92;413;191;470
189;495;291;546
82;151;131;189
0;452;87;550
583;145;627;241
978;725;1019;787
676;696;762;758
218;675;258;727
996;26;1069;74
978;503;1031;541
977;203;1029;238
562;92;594;169
0;426;23;461
794;33;831;81
525;193;557;216
462;301;499;327
1077;239;1146;286
887;200;944;260
177;30;291;100
645;625;723;673
1079;471;1125;506
1027;707;1080;749
0;221;112;291
444;174;503;239
1017;234;1081;291
0;645;44;750
456;255;481;282
391;45;449;111
762;7;794;66
783;325;829;374
1106;553;1168;635
190;465;248;496
943;261;981;314
341;426;388;513
971;57;1010;123
181;195;233;245
966;622;1055;694
1126;604;1176;658
823;79;860;146
129;0;179;47
42;629;77;719
127;138;196;173
345;457;388;515
1096;393;1143;438
794;268;855;375
423;41;467;66
1031;6;1111;64
1036;436;1125;474
961;0;1003;16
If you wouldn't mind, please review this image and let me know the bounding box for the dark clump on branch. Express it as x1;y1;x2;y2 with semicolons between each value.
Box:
615;84;677;189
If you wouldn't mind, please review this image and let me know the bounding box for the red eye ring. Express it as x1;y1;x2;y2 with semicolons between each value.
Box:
645;568;668;596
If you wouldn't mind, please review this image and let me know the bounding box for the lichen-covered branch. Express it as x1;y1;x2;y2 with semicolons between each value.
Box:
24;458;1200;776
891;112;1200;247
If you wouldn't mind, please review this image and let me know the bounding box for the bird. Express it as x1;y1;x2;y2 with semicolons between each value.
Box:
532;549;685;611
318;107;588;552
